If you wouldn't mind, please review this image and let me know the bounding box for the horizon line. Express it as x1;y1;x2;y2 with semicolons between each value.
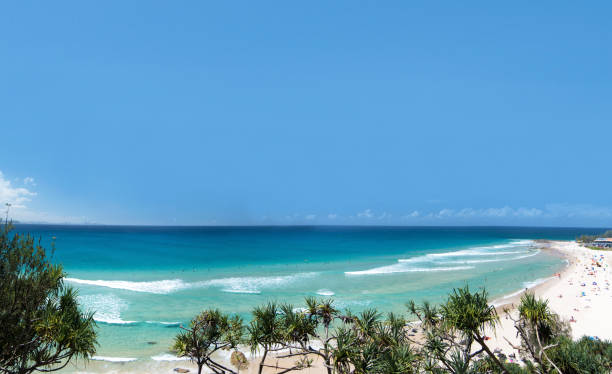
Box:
10;222;612;230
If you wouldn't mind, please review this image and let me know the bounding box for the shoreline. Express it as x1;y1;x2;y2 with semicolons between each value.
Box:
480;240;612;362
490;240;569;311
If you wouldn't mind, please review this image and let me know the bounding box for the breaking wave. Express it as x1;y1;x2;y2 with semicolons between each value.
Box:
203;273;318;294
345;266;474;276
145;321;181;326
151;354;189;361
67;272;319;295
345;240;537;276
78;294;181;326
92;356;137;362
67;278;187;294
77;294;136;325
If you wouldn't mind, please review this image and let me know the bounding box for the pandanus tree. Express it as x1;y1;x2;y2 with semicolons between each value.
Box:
303;297;339;374
330;326;355;374
248;303;284;374
173;309;244;374
409;286;508;374
441;286;508;374
248;299;422;374
180;285;612;374
251;298;344;374
507;293;566;374
0;222;97;374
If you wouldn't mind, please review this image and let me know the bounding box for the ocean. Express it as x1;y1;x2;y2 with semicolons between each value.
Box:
12;225;603;364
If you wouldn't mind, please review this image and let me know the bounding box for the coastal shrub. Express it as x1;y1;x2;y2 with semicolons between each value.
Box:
471;356;532;374
410;286;510;374
0;222;97;374
544;336;612;374
247;302;286;374
500;292;612;374
172;309;244;374
511;292;570;371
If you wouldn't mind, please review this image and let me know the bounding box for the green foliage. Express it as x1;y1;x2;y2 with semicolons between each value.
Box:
471;356;531;374
278;303;316;346
173;309;243;374
0;222;97;374
441;286;498;339
248;302;282;353
517;293;570;360
544;336;612;374
411;285;508;374
177;285;612;374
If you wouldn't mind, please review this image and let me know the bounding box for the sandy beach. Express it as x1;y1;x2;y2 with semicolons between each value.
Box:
69;240;611;373
481;240;612;362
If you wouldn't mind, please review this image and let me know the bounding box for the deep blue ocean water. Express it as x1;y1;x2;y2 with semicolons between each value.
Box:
12;225;605;362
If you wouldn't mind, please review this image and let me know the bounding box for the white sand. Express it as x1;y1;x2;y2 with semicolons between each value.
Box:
481;241;612;363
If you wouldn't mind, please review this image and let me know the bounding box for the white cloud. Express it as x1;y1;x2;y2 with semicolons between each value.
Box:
0;170;89;224
429;206;543;219
544;203;612;218
437;208;455;218
377;212;389;220
515;207;543;217
402;211;420;219
357;209;373;219
284;213;300;222
0;171;36;209
420;204;612;221
274;204;610;225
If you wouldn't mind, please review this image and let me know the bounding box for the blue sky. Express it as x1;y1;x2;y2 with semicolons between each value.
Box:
1;1;611;226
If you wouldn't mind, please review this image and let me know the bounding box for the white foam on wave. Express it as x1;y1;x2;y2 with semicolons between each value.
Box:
345;240;535;276
203;272;318;294
333;300;373;309
92;356;137;362
151;354;189;361
345;265;474;276
473;240;532;249
439;249;540;265
77;294;136;325
397;248;534;263
67;272;319;295
221;289;261;294
522;276;554;290
67;278;187;294
145;321;181;326
316;289;335;296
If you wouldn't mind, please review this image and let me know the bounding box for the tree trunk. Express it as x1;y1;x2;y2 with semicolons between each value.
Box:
323;333;332;374
475;336;509;374
208;358;238;374
535;326;563;374
325;359;333;374
258;349;268;374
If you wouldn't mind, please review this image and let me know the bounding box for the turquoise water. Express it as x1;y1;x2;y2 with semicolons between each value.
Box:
14;225;601;362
